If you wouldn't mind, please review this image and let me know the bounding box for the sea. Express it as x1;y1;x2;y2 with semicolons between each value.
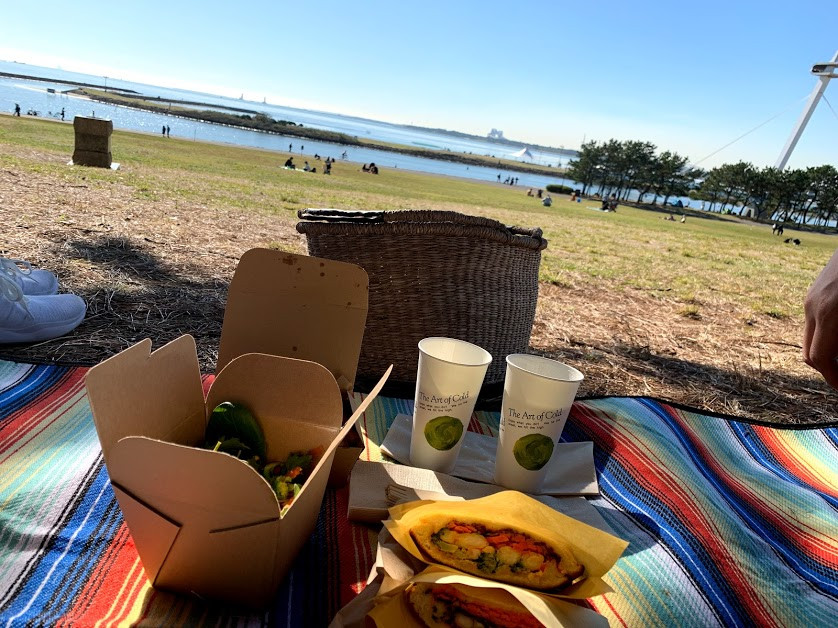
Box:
0;60;580;191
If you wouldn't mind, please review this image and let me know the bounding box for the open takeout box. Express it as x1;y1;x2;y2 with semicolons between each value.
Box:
85;250;390;607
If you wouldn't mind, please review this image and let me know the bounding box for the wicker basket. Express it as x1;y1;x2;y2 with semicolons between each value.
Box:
296;209;548;397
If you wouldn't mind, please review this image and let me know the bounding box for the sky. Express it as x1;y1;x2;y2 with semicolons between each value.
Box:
1;0;837;170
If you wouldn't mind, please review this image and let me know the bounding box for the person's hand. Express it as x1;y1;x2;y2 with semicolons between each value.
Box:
803;249;838;388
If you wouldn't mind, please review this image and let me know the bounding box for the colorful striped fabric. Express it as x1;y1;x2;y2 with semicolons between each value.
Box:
0;362;377;627
1;360;837;627
352;396;838;627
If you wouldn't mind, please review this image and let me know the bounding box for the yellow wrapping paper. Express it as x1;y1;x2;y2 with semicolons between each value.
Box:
382;491;628;599
366;565;608;628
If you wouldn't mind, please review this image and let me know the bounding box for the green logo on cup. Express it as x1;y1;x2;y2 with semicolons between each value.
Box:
424;416;464;451
513;433;554;470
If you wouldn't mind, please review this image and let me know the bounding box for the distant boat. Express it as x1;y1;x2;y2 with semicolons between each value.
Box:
47;88;55;93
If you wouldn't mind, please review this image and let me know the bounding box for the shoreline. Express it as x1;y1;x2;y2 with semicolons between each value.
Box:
2;70;570;179
72;88;568;178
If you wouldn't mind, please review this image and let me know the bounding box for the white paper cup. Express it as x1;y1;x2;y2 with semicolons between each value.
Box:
493;354;583;493
410;337;492;473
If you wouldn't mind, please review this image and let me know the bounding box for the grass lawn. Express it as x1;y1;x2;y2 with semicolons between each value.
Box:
1;114;834;423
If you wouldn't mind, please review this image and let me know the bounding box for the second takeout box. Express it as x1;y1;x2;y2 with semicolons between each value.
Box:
85;249;388;607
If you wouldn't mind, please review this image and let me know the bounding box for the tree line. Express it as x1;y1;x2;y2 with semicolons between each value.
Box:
565;139;838;230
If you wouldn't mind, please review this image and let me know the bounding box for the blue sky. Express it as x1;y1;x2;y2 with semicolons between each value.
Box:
1;1;836;169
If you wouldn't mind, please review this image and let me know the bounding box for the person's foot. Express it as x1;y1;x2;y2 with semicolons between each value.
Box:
0;275;86;344
1;258;59;295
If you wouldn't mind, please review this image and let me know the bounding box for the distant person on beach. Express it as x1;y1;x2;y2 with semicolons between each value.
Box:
284;157;295;169
301;145;304;152
60;108;65;121
166;125;170;137
162;125;166;135
13;103;20;116
497;173;501;182
289;143;293;152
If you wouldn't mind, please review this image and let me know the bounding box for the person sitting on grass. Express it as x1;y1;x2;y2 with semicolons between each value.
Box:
284;157;295;169
542;195;552;207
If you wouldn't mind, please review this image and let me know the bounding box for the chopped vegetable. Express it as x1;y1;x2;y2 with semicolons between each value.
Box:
261;449;320;515
203;402;322;516
204;401;267;464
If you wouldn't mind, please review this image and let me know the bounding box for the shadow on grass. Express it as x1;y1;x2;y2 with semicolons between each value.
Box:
550;341;836;425
69;236;175;282
1;234;835;425
0;235;228;371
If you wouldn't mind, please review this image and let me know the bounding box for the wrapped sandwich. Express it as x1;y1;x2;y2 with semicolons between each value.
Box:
405;581;542;628
409;516;584;591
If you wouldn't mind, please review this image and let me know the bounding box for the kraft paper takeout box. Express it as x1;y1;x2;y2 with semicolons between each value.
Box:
84;250;390;607
215;248;372;484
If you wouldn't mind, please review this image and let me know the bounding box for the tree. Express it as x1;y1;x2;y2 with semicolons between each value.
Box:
651;151;690;207
566;141;605;195
619;141;657;202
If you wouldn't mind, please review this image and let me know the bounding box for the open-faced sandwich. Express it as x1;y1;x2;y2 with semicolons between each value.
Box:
405;582;541;628
409;516;584;591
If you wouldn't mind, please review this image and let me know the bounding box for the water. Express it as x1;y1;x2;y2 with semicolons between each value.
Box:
0;61;723;211
0;61;578;190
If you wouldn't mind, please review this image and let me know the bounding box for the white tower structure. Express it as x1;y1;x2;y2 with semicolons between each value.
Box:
775;50;838;170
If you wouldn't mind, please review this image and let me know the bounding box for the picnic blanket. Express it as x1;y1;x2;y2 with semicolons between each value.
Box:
1;359;836;627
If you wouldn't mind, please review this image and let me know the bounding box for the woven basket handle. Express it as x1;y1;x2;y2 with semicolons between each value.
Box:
297;209;384;223
297;209;546;248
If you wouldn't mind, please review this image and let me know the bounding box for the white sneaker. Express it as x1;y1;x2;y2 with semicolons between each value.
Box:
1;258;59;296
0;275;87;344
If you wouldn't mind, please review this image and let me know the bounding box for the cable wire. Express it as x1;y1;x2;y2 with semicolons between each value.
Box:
692;95;810;166
821;94;838;124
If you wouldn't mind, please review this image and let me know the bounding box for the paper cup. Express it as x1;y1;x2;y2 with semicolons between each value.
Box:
410;338;492;473
494;354;583;493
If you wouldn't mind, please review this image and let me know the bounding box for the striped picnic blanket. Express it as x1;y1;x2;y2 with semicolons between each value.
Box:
1;360;837;626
